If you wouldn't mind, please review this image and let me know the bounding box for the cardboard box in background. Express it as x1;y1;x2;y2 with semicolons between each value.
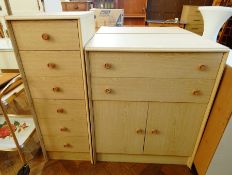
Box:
90;8;124;28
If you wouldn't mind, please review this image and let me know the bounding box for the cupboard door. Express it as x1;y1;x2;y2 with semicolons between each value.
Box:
94;101;148;154
144;102;207;156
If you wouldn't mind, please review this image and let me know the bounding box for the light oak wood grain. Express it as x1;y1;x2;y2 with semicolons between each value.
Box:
39;118;88;137
43;136;89;152
33;99;86;120
96;153;188;165
6;21;48;160
144;102;207;156
20;51;83;77
187;53;228;167
94;101;148;154
28;76;84;99
47;151;90;160
194;66;232;175
89;52;222;79
91;78;215;103
11;20;80;50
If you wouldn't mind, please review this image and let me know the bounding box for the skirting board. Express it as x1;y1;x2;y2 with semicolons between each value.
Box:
47;152;90;161
96;153;188;165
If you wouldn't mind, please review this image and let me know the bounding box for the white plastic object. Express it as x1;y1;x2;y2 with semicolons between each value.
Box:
199;6;232;41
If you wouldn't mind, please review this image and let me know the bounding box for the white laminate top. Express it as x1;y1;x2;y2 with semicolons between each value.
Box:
0;39;13;51
85;33;229;52
96;26;192;34
5;11;94;20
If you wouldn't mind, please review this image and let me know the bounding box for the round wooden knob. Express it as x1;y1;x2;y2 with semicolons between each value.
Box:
74;5;79;9
52;87;60;92
105;88;112;94
136;128;144;134
104;63;112;69
47;63;56;69
151;129;160;135
57;108;64;113
60;127;68;132
42;33;50;40
64;143;71;148
192;90;201;96
198;64;207;71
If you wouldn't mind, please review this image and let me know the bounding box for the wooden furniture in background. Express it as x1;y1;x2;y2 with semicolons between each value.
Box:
214;0;232;48
85;28;229;166
61;1;92;11
180;5;204;35
146;20;185;28
117;0;147;25
146;0;212;21
6;12;95;161
0;23;4;38
194;65;232;175
93;0;147;26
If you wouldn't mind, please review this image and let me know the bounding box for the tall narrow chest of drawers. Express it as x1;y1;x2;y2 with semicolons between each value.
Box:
6;12;95;161
181;5;204;36
85;31;229;167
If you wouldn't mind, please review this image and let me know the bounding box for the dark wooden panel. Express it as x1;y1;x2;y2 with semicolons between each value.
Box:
147;0;213;20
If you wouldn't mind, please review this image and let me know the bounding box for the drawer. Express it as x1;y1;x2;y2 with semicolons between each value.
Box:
43;136;89;152
39;118;88;137
33;99;86;120
186;25;203;35
89;52;222;79
188;10;201;16
91;78;215;103
20;51;83;77
62;2;90;11
27;76;84;99
11;20;80;50
186;16;203;25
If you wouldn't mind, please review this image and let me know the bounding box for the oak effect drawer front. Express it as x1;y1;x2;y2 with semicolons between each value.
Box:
39;118;88;137
62;2;90;11
27;76;84;99
91;78;215;103
20;51;83;77
11;20;80;50
43;136;89;152
89;52;222;79
33;99;86;120
187;17;203;25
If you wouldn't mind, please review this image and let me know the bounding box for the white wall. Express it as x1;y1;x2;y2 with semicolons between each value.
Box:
44;0;62;12
206;116;232;175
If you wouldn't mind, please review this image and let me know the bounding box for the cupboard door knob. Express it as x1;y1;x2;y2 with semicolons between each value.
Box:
64;143;71;148
192;90;201;96
60;127;68;132
151;129;160;135
57;108;64;113
74;5;79;9
104;63;112;69
105;88;112;94
47;63;56;69
52;87;60;92
199;64;207;71
136;128;144;134
42;33;50;40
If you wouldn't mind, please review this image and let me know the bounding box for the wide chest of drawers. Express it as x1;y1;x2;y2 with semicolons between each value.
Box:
6;12;95;161
85;32;229;167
